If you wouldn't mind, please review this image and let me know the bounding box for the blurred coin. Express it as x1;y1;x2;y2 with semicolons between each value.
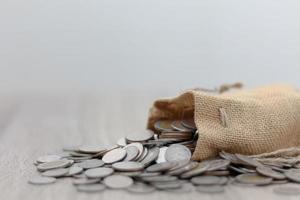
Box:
284;170;300;183
235;154;262;167
126;182;155;194
37;155;61;163
112;161;144;172
76;184;106;193
69;152;92;157
218;177;229;185
272;180;289;184
102;148;126;164
103;175;133;189
37;159;72;171
126;130;154;142
196;185;224;194
165;182;194;193
115;171;142;177
155;147;168;163
165;144;191;162
146;162;177;173
219;151;240;164
117;137;127;147
171;120;192;132
154;181;182;190
206;159;230;171
63;145;81;152
294;163;300;169
42;168;69;177
256;166;285;180
78;145;106;154
191;176;221;185
137;147;148;162
124;146;139;161
67;166;83;176
154;120;174;132
235;174;272;185
77;159;105;169
204;170;230;176
168;161;198;176
273;186;300;195
142;175;178;182
28;176;56;185
73;178;100;185
141;147;159;166
181;119;196;131
138;172;161;177
180;162;210;178
85;167;114;178
126;143;144;160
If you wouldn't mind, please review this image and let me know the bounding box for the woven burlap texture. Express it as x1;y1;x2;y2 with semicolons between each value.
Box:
147;85;300;161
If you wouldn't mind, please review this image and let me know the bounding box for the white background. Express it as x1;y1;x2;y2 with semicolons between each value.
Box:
1;0;300;94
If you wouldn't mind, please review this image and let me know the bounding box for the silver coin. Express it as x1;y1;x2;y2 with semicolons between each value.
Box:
191;176;222;185
154;181;182;190
77;159;105;169
165;182;195;193
165;144;191;162
63;145;81;152
205;159;230;171
156;147;168;163
73;178;101;185
112;161;144;172
171;120;192;132
142;175;178;182
69;151;93;157
78;145;106;154
28;176;56;185
284;170;300;183
273;186;300;195
126;182;155;193
84;167;114;178
76;184;106;193
102;148;127;164
137;147;148;162
196;185;225;194
138;172;161;177
235;174;273;185
126;143;144;160
256;166;285;180
103;175;133;189
181;119;197;131
37;155;61;163
124;146;139;161
126;130;154;142
146;162;178;173
235;154;262;167
140;147;159;166
168;161;199;176
154;120;174;132
37;159;72;171
42;168;69;177
67;165;83;176
115;171;142;177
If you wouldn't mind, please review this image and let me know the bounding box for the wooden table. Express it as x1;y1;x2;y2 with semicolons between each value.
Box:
0;92;298;200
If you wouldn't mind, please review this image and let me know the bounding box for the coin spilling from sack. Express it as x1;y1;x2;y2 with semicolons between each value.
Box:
29;119;300;195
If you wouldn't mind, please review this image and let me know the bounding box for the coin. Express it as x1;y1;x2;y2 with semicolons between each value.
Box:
28;176;56;185
126;143;144;160
126;183;155;193
37;155;61;163
146;162;177;172
256;166;285;180
154;120;174;132
102;148;127;164
78;145;106;154
206;159;230;171
77;159;105;169
284;170;300;183
180;162;210;178
42;168;69;177
235;154;262;167
273;186;300;195
126;130;154;142
168;161;198;176
137;147;148;162
73;178;101;185
76;184;106;192
235;174;272;185
181;119;196;131
165;144;191;162
117;137;127;147
171;120;192;132
63;145;81;152
67;166;83;176
84;167;114;178
37;159;72;171
103;175;133;189
191;176;222;185
124;146;139;161
142;175;178;182
154;181;182;190
140;147;159;166
112;161;144;172
155;147;168;163
196;185;225;194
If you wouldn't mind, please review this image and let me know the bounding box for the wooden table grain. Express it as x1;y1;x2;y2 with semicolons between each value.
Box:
0;92;298;200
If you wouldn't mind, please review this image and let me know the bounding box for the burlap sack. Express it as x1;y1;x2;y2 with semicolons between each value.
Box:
147;84;300;161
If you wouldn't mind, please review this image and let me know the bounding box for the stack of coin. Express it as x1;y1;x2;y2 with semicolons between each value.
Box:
28;118;300;195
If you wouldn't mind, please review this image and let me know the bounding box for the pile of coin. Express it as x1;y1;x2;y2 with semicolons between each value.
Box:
29;119;300;195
